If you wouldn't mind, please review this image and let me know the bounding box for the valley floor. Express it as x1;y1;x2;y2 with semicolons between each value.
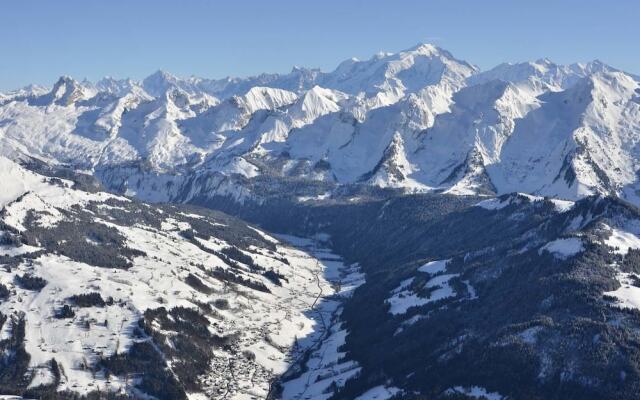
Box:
276;235;365;400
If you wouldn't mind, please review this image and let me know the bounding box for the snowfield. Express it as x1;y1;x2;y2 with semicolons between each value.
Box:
604;226;640;255
386;259;475;316
417;259;450;274
539;237;584;259
353;385;402;400
605;273;640;311
445;386;504;400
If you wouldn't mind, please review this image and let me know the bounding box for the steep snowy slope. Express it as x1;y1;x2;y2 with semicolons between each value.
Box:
491;71;640;199
411;79;537;193
284;94;434;187
287;86;348;128
0;157;361;399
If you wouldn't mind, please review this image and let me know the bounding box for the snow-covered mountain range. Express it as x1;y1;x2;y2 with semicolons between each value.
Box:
2;43;639;205
4;42;640;400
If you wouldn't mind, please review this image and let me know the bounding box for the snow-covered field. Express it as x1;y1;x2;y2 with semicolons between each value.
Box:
353;385;402;400
604;226;640;255
539;237;584;259
386;259;475;316
601;223;640;312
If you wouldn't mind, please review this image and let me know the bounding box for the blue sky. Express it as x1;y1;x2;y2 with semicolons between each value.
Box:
1;0;638;91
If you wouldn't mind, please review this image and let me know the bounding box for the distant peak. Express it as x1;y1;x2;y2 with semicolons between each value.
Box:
307;85;328;94
584;59;616;71
406;43;440;54
142;70;184;97
150;69;176;79
400;43;478;72
143;70;181;86
51;75;86;94
37;75;89;106
301;86;339;102
533;57;555;65
54;75;78;86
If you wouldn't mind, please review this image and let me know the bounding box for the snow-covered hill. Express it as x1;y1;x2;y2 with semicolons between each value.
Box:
0;157;364;399
0;43;639;206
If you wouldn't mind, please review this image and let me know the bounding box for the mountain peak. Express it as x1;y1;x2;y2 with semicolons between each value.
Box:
148;69;176;80
405;42;441;56
53;75;78;87
533;57;555;65
235;86;298;114
142;70;182;97
39;75;90;106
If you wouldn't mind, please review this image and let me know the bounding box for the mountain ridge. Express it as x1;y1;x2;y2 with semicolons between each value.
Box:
1;43;639;207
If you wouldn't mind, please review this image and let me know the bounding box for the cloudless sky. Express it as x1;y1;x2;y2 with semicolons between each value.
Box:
1;0;638;91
